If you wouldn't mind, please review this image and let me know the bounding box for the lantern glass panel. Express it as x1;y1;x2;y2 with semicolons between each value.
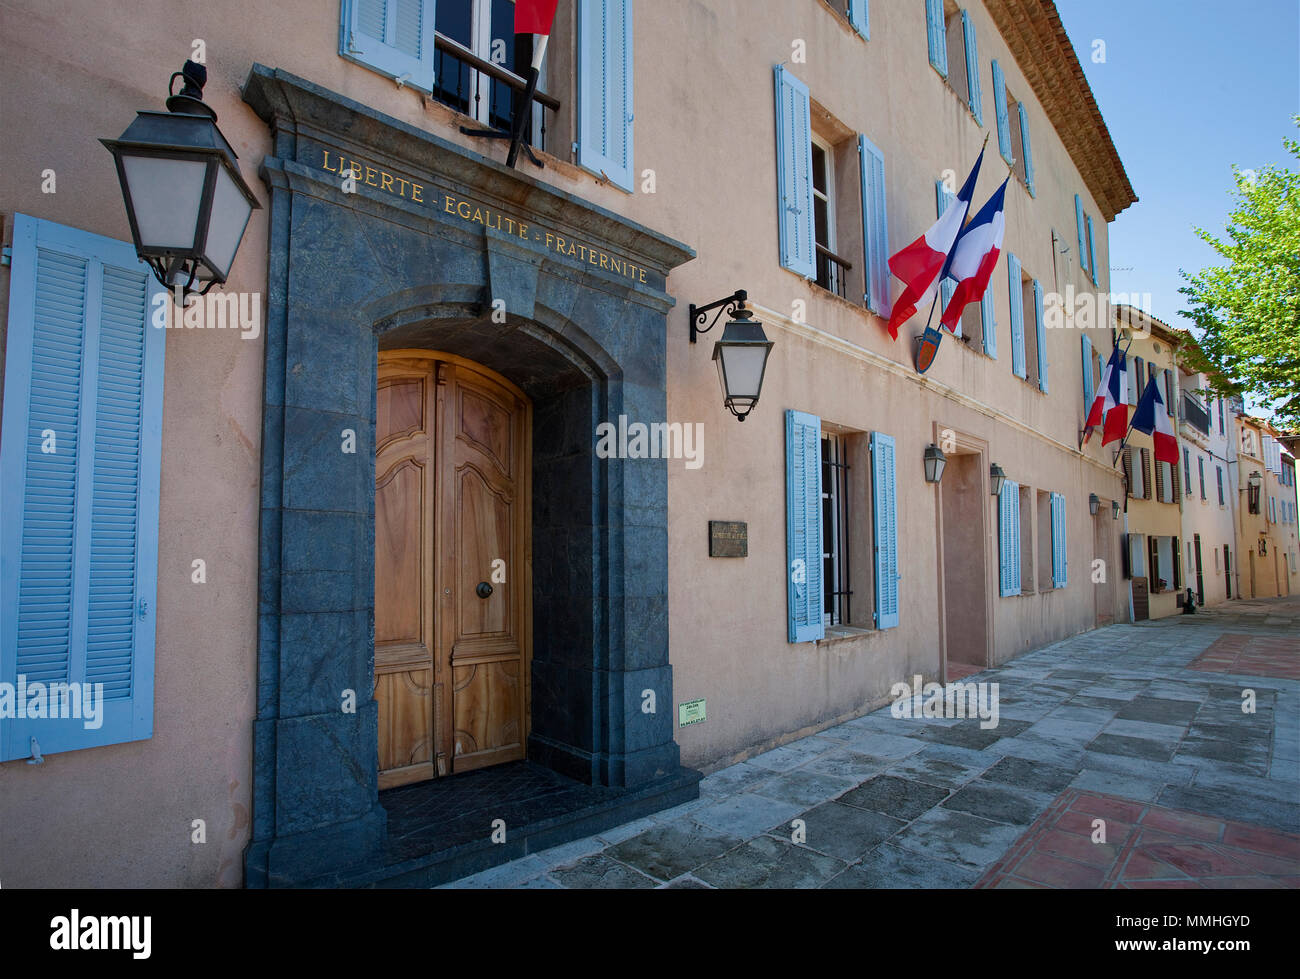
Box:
122;154;208;249
718;343;769;400
203;163;255;280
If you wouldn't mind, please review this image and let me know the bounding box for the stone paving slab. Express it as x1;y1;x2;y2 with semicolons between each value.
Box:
445;595;1300;889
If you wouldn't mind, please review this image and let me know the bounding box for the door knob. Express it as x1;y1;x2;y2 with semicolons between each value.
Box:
476;581;493;599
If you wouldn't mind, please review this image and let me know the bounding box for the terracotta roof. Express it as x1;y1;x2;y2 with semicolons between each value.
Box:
986;0;1137;221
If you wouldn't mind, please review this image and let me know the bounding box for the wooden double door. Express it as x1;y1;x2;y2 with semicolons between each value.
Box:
374;351;531;789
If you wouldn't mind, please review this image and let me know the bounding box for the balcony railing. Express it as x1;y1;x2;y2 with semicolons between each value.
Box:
1180;392;1210;436
432;34;561;154
815;243;853;300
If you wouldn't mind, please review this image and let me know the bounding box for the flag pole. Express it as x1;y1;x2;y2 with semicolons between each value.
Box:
506;35;548;169
928;131;991;337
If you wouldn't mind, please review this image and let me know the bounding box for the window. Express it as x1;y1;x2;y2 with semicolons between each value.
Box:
1123;446;1147;499
1085;215;1098;285
1036;491;1067;591
1198;456;1206;500
998;480;1021;596
1183;447;1192;497
1155;457;1177;504
927;3;983;122
1075;195;1089;278
785;411;897;640
1007;253;1027;379
1081;334;1094;406
0;214;165;761
1126;533;1145;579
1163;369;1175;416
823;0;870;38
993;66;1036;195
1217;465;1224;506
341;0;438;92
1150;536;1175;592
811;137;842;296
1218;398;1225;435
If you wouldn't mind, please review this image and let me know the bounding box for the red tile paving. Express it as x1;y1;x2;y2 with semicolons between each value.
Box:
976;788;1300;889
1188;633;1300;679
945;661;984;681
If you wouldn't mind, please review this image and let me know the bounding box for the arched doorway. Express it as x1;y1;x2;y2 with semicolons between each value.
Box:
375;351;531;788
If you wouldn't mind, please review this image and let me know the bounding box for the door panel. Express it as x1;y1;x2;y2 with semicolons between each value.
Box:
375;353;530;787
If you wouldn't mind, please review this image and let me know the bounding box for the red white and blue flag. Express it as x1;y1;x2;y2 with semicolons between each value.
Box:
1083;345;1129;446
1131;376;1180;464
886;146;986;339
515;0;559;35
939;177;1008;331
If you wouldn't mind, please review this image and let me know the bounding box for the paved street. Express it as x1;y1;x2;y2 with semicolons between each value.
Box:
446;597;1300;889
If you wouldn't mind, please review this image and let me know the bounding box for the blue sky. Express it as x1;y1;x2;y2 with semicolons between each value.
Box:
1056;0;1298;340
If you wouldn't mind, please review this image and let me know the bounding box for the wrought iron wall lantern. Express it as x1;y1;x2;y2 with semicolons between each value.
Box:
690;289;773;422
924;444;946;484
1247;470;1262;514
1089;493;1100;516
989;463;1006;497
1111;499;1121;520
101;60;260;298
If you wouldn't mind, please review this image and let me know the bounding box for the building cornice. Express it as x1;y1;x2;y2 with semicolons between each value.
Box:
986;0;1137;221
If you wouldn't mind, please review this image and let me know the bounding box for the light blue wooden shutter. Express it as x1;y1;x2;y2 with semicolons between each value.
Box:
1086;215;1098;285
1051;492;1067;588
1007;252;1026;379
1075;195;1088;275
982;281;997;358
785;410;823;642
849;0;869;38
999;481;1021;596
1081;334;1094;405
1018;102;1035;196
870;432;899;630
578;0;635;192
859;135;890;314
775;66;816;280
1;215;164;762
341;0;437;90
992;60;1012;163
962;10;982;124
926;0;948;77
1033;278;1048;393
936;181;956;312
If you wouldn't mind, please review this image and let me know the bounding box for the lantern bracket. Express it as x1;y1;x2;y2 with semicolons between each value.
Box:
689;289;747;344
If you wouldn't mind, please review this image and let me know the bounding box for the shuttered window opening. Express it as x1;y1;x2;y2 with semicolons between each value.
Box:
1;214;165;762
859;136;891;315
998;481;1021;597
1081;334;1094;407
1007;253;1026;379
785;410;824;642
870;431;899;630
1050;492;1067;589
1075;195;1088;276
1086;215;1098;285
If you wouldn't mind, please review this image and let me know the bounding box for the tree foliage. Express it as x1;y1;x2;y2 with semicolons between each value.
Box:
1179;117;1300;429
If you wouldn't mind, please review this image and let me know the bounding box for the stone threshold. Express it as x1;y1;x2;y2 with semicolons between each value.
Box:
296;761;702;888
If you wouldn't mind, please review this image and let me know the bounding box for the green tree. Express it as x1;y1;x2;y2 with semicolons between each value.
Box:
1179;118;1300;427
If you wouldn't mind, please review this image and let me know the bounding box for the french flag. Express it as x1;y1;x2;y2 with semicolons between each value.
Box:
886;146;985;339
1131;376;1180;464
515;0;558;35
1083;345;1128;446
939;178;1008;331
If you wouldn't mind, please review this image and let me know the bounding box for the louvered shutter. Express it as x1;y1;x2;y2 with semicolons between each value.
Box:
1018;102;1035;196
962;11;982;123
859;135;890;314
1163;369;1175;416
1121;448;1133;498
936;181;956;313
1183;447;1191;496
981;280;997;358
785;410;823;642
1007;253;1026;378
1142;448;1152;500
1149;537;1159;587
775;66;816;280
992;60;1012;163
1171;453;1181;498
1086;215;1098;284
342;0;437;90
871;432;899;630
1075;195;1088;274
578;0;635;191
1033;278;1047;392
999;481;1021;596
1081;334;1094;405
1198;456;1206;499
1;215;164;761
849;0;869;38
1216;466;1224;505
1121;533;1131;579
1155;456;1166;502
1051;492;1067;588
926;0;948;77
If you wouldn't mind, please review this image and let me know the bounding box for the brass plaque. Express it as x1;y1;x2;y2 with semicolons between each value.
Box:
709;520;748;558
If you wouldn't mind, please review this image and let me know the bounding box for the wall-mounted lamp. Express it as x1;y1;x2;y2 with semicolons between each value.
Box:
1247;470;1262;514
1111;499;1121;520
989;463;1006;497
1089;493;1100;516
924;444;947;484
690;290;773;422
101;60;260;298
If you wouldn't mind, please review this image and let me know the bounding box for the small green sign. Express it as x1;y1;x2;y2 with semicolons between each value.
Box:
678;698;706;727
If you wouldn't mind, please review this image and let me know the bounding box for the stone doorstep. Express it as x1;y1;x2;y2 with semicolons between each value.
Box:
298;766;702;888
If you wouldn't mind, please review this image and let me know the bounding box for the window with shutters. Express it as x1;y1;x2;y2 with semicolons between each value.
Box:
1008;263;1042;390
822;0;869;38
1036;490;1066;591
820;432;849;627
928;3;982;124
998;481;1021;597
1001;82;1034;194
1198;455;1206;500
1183;447;1192;497
809;133;860;300
1123;446;1146;500
1018;484;1034;591
1;215;165;762
1217;465;1224;506
1141;449;1152;500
